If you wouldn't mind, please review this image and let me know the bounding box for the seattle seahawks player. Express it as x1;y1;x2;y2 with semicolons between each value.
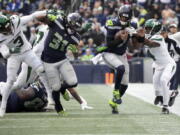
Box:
144;19;176;114
103;5;159;114
103;5;133;114
0;11;50;117
34;11;82;115
0;81;47;112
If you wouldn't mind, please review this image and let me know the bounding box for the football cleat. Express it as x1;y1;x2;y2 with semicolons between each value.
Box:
168;91;179;107
81;102;93;110
58;110;68;116
162;106;169;114
154;96;163;105
109;99;119;114
62;90;70;101
112;90;122;104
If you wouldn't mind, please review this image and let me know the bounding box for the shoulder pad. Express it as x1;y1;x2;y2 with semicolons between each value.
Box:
106;20;114;26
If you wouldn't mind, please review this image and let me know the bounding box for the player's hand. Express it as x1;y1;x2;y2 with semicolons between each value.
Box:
115;30;129;41
67;44;78;53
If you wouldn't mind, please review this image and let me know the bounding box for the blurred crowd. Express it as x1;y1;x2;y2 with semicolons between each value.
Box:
0;0;180;61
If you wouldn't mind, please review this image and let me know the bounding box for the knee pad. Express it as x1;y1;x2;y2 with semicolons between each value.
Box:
52;83;61;91
66;78;78;87
116;65;125;74
35;65;45;75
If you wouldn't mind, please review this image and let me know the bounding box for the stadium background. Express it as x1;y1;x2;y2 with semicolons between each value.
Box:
0;1;180;135
0;0;180;84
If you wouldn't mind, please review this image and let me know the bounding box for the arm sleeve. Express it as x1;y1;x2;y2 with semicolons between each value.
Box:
21;10;47;25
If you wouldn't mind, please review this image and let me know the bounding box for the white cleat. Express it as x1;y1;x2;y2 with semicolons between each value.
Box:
45;103;55;110
81;102;93;110
0;108;6;117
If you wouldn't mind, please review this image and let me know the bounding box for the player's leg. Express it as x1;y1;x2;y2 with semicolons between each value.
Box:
160;64;176;114
119;54;129;98
103;53;125;102
103;52;125;114
0;56;21;117
12;63;31;90
59;59;78;88
23;50;54;105
153;68;163;105
169;63;179;106
67;88;93;110
43;62;65;113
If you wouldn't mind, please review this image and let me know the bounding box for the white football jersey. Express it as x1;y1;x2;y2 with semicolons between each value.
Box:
168;32;180;62
0;15;34;54
32;24;49;57
148;34;175;69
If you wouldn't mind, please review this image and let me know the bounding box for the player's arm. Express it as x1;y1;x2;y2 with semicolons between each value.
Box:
0;44;10;59
20;10;47;25
105;20;125;48
144;38;160;48
131;28;160;48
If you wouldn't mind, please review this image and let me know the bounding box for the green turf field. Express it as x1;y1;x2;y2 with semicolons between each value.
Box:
0;84;180;135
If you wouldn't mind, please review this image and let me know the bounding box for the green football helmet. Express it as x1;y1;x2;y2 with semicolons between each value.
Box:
0;15;10;34
144;19;162;36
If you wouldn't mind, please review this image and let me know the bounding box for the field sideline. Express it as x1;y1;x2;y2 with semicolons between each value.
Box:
0;84;180;135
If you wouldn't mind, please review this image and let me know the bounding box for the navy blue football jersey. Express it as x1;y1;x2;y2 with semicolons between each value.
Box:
105;18;130;55
41;16;80;63
6;82;47;112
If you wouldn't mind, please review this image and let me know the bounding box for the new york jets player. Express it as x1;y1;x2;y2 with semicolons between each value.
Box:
0;11;49;117
11;23;55;108
144;19;176;114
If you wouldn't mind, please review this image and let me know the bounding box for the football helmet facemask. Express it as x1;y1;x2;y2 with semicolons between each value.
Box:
118;5;132;26
67;13;82;32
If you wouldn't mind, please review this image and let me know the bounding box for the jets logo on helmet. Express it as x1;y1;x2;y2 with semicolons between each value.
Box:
0;15;11;34
144;19;162;38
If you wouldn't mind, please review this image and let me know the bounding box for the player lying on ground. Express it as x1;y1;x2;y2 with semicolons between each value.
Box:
0;81;47;112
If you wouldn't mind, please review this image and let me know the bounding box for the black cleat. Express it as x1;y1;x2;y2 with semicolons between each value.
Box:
168;91;179;107
162;106;170;114
154;96;163;105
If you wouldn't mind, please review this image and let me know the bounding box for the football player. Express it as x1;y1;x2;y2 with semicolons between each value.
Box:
33;11;84;115
102;5;159;114
0;11;50;117
103;5;141;114
144;19;176;114
0;81;47;112
160;25;180;106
